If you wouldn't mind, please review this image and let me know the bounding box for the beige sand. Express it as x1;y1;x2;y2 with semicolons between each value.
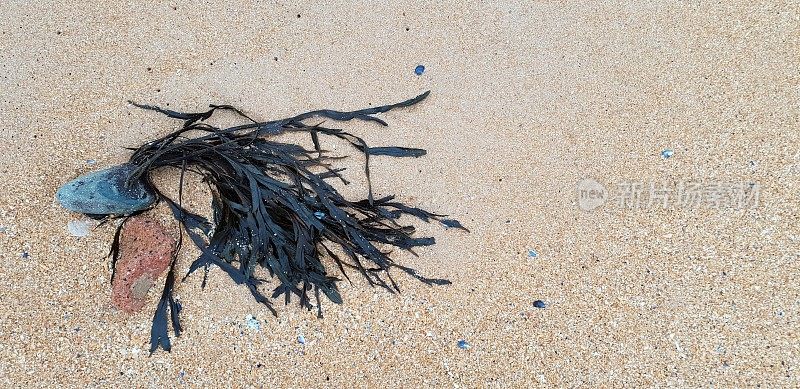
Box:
1;1;798;387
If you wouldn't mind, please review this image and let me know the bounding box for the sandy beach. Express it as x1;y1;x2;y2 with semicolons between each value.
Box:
0;1;798;387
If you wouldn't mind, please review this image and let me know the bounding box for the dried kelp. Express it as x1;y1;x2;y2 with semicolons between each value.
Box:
109;91;465;353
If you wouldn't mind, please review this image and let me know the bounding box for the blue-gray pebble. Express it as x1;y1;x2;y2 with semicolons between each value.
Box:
56;163;156;215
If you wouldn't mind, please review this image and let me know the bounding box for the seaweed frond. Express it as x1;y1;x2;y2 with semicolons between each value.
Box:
125;91;465;353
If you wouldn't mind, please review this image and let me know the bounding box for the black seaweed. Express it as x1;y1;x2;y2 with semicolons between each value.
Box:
110;91;466;353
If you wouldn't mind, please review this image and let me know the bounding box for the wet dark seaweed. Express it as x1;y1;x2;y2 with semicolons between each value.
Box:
111;91;465;353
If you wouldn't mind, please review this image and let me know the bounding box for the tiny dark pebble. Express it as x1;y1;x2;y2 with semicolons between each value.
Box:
457;339;471;349
414;65;425;76
533;300;546;309
20;251;29;259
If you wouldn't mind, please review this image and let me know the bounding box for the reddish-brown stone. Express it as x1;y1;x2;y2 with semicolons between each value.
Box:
111;215;177;313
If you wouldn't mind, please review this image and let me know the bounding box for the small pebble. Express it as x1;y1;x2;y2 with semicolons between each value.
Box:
20;251;29;259
56;163;157;215
314;211;325;220
67;220;92;237
297;335;306;345
528;249;538;258
457;339;471;349
245;314;261;331
85;159;97;165
414;64;425;75
661;149;674;159
533;300;547;309
111;215;176;313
